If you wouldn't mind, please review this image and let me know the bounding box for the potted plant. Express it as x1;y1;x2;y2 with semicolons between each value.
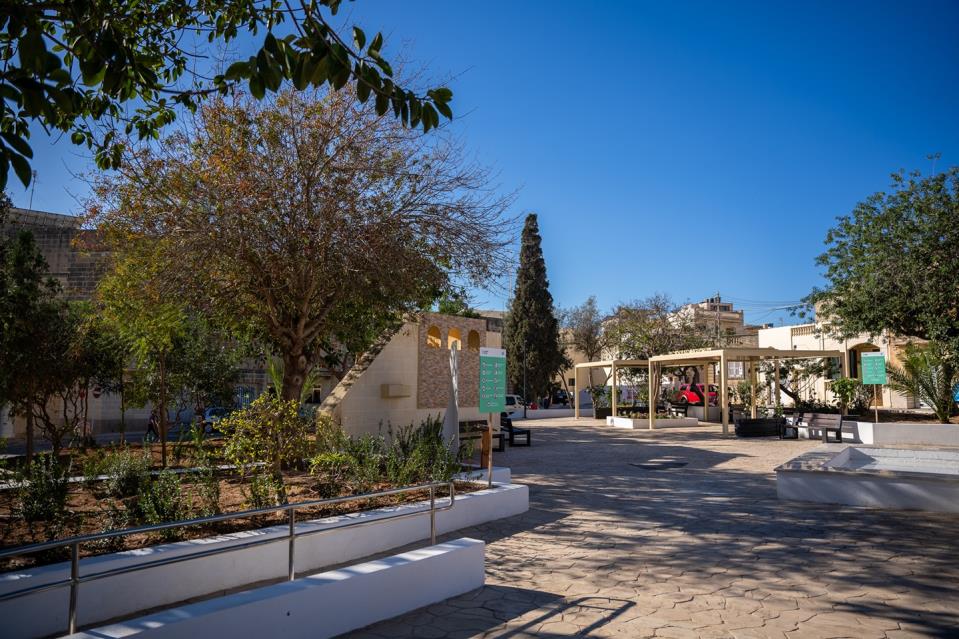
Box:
589;386;611;420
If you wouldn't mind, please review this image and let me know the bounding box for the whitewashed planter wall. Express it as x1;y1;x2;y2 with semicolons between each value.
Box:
0;483;528;639
74;538;486;639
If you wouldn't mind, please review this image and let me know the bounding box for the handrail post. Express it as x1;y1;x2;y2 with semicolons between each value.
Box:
68;541;79;634
288;509;296;582
429;485;436;545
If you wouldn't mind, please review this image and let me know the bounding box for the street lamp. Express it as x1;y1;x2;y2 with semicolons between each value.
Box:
523;340;528;419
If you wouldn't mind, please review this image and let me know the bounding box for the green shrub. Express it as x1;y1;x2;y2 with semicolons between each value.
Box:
90;503;131;553
244;473;281;510
191;465;221;517
219;395;312;503
17;455;71;525
81;453;105;491
136;471;188;540
385;416;459;485
309;451;356;497
102;447;152;499
830;377;864;414
343;434;385;491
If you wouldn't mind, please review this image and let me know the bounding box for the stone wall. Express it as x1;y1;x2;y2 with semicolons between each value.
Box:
416;313;488;410
1;208;109;301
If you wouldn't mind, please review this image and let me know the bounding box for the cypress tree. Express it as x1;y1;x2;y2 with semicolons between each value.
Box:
504;213;567;404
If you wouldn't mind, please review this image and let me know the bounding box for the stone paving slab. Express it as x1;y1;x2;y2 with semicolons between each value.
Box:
345;419;959;638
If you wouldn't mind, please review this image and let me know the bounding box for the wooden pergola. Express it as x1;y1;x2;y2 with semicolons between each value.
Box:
647;347;845;434
572;359;649;419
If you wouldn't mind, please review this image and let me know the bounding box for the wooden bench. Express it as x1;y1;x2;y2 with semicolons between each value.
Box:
459;420;505;452
791;412;844;443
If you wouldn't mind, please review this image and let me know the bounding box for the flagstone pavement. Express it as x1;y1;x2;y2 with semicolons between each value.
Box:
346;417;959;639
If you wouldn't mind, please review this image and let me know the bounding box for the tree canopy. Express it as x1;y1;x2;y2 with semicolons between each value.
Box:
808;166;959;359
89;87;513;402
1;0;453;188
504;214;567;401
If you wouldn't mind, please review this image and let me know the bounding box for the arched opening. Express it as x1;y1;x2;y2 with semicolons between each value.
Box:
447;328;462;350
426;325;442;348
848;343;883;406
467;330;480;351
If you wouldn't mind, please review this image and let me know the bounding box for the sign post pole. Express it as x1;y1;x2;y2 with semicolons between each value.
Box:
860;352;887;424
479;348;507;488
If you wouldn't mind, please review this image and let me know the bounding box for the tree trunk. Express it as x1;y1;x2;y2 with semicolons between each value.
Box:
281;351;309;402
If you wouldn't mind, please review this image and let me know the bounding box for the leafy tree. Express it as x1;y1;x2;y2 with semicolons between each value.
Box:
27;303;126;455
504;214;567;402
98;248;243;466
436;288;481;318
0;227;62;461
560;296;606;389
89;88;512;402
809;166;959;360
887;343;958;423
0;0;453;188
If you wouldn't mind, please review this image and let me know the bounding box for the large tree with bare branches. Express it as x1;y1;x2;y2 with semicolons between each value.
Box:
89;87;513;401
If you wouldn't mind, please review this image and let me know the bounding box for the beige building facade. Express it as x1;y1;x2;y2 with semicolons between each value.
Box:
757;322;919;409
333;312;502;437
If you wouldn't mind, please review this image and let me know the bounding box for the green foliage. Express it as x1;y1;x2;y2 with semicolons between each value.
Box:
219;394;311;471
309;416;460;496
436;289;481;318
191;465;221;518
731;381;758;411
886;343;959;424
309;451;357;498
830;377;863;414
809;166;959;361
505;214;569;400
589;386;610;409
16;455;71;526
0;0;453;189
102;447;152;500
136;471;188;540
244;473;282;510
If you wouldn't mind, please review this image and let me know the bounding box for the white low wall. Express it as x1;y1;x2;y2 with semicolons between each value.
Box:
511;408;576;420
456;466;511;484
0;483;528;639
606;416;700;430
75;538;485;639
797;420;959;447
777;469;959;513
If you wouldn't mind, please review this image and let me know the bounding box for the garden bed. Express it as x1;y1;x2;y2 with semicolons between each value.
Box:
0;471;480;571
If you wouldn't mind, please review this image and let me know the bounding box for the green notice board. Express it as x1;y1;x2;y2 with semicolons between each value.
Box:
860;352;887;385
479;347;507;413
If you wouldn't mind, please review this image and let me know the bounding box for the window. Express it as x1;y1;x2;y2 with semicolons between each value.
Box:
447;328;462;350
426;325;442;348
568;378;575;387
467;330;481;351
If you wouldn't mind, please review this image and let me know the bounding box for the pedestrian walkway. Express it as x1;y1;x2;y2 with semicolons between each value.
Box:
349;417;959;638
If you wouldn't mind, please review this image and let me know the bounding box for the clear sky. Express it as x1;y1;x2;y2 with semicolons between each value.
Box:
9;1;959;325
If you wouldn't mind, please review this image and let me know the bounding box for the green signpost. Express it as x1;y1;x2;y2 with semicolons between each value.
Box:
860;352;886;422
479;347;507;413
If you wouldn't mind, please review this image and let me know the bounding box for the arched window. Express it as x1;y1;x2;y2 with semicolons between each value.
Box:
467;330;480;351
447;328;462;350
426;325;442;348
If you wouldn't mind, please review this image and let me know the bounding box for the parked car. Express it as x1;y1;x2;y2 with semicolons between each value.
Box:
551;389;570;406
673;384;718;405
504;394;526;416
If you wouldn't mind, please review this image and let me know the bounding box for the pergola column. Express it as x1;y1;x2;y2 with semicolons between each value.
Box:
610;363;618;418
720;352;729;434
774;359;781;411
648;362;657;430
701;364;709;422
574;366;581;419
749;359;758;419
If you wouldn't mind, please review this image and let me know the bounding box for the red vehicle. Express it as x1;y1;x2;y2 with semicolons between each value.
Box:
673;383;718;405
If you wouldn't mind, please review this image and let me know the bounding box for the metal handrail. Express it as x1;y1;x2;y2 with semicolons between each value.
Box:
0;481;455;636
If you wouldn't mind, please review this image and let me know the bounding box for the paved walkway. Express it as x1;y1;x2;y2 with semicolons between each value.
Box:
349;418;959;638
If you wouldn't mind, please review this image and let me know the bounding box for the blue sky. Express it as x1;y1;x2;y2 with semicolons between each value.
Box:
9;1;959;325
